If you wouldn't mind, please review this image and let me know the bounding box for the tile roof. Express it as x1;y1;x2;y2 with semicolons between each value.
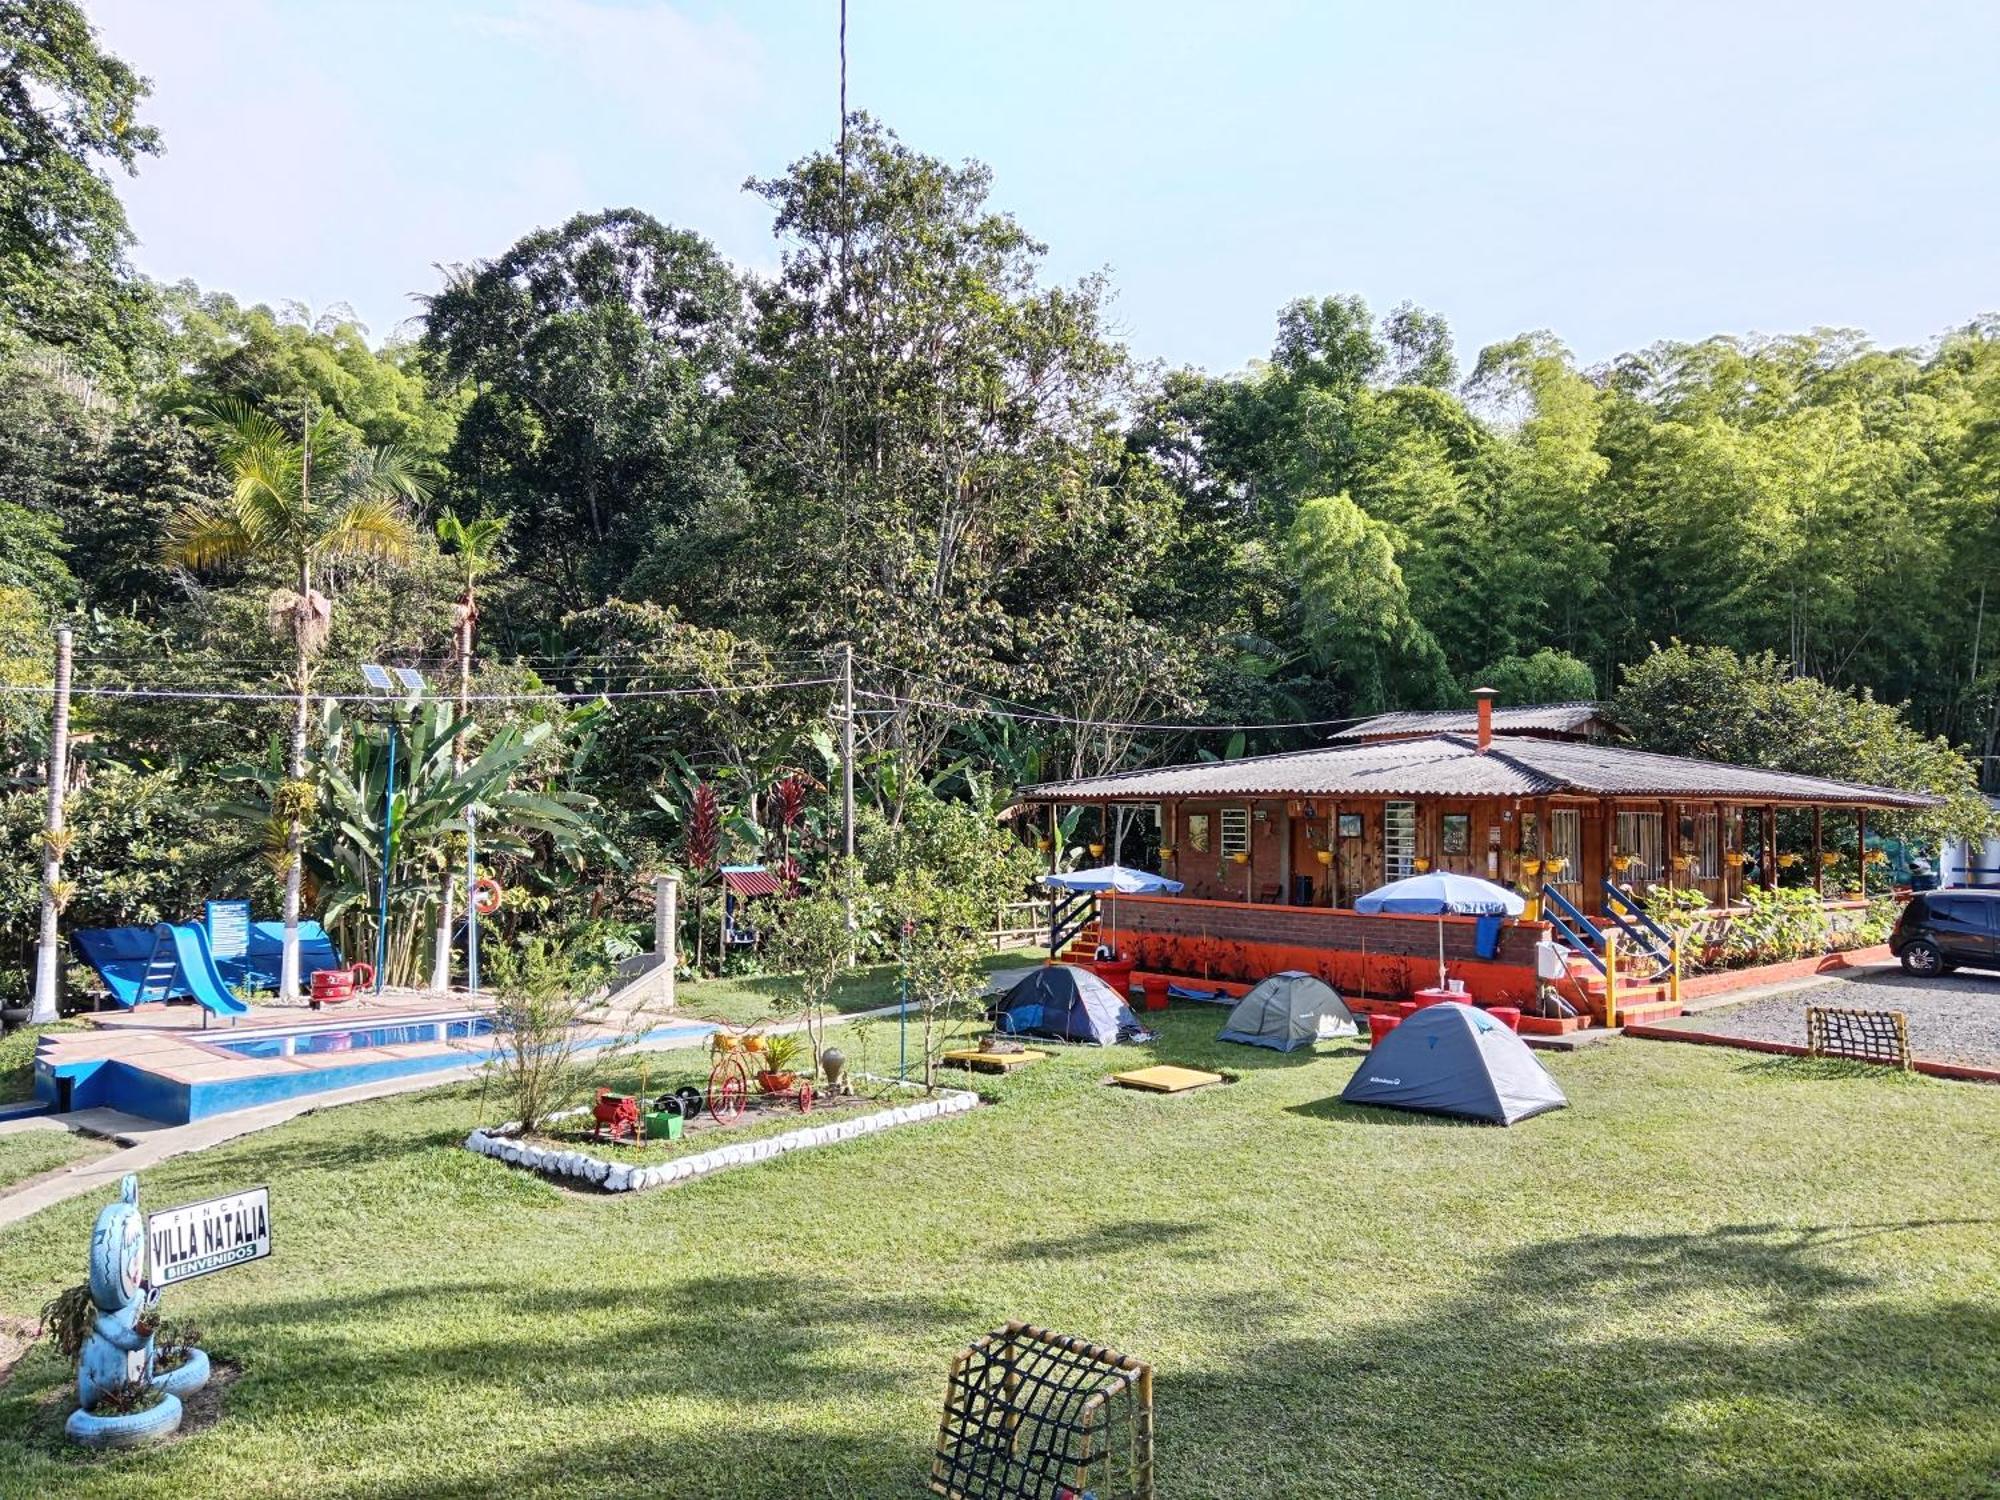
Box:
1329;701;1606;740
1017;733;1940;808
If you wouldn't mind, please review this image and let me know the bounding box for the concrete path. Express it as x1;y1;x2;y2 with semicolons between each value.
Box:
0;1001;911;1233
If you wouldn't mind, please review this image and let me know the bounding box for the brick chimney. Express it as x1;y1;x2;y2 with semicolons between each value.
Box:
1472;687;1497;752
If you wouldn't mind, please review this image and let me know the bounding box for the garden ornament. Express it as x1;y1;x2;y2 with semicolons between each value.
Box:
78;1174;152;1410
819;1046;847;1093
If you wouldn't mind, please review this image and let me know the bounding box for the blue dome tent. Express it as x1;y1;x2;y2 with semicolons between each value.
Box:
1340;1001;1567;1125
996;964;1153;1047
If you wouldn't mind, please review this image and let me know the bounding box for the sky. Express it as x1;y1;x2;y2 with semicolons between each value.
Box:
85;0;2000;376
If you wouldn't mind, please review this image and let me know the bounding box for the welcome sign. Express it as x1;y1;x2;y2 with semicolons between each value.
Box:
148;1186;271;1287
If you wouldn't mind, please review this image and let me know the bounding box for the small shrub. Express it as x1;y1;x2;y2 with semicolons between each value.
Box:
483;936;615;1132
38;1283;92;1366
89;1378;165;1416
153;1318;202;1373
1721;887;1832;966
757;1029;803;1075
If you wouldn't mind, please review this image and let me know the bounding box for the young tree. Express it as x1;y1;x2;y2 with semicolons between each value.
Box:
762;862;864;1079
429;512;508;989
164;400;425;997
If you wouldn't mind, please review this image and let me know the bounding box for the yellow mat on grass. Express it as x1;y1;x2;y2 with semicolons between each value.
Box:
1110;1064;1223;1094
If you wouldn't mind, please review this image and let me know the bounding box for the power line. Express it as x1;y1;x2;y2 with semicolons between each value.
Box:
853;686;1370;735
0;676;842;705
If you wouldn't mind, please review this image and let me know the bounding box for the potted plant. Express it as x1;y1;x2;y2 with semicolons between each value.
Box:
1413;857;1431;873
1315;848;1333;867
151;1318;211;1398
1158;845;1175;860
756;1031;803;1094
1230;851;1249;865
1520;856;1544;878
1088;842;1104;858
1543;857;1568;878
1724;851;1746;869
1610;852;1635;874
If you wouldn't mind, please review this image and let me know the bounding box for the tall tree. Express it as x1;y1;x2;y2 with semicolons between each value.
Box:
0;0;160;377
428;511;507;988
164;400;425;997
420;210;742;616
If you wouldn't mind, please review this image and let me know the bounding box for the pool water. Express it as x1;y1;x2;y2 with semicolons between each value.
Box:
217;1015;497;1060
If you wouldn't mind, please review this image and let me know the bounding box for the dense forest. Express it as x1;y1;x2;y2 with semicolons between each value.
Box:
0;5;1992;997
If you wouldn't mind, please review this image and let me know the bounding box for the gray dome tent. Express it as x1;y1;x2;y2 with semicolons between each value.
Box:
996;964;1151;1047
1340;1001;1567;1125
1217;971;1358;1052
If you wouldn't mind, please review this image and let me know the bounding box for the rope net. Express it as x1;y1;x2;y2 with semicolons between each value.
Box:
1804;1005;1911;1068
931;1322;1154;1500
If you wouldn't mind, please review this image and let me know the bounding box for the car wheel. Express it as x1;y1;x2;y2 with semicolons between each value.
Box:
1901;939;1943;977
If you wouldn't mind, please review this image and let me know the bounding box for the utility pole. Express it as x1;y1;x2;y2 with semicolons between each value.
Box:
841;642;856;865
31;625;73;1025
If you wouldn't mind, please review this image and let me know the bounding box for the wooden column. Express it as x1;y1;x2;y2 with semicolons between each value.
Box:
1856;808;1867;898
1763;804;1778;890
1812;806;1824;895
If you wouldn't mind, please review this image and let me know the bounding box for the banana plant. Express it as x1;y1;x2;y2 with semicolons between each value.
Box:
218;698;608;987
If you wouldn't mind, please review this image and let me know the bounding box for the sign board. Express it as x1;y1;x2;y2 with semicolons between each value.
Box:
205;899;251;961
147;1186;270;1288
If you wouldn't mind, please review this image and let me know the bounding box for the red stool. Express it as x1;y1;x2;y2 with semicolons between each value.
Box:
1367;1013;1402;1045
1485;1006;1522;1033
1139;974;1171;1012
1393;1001;1421;1020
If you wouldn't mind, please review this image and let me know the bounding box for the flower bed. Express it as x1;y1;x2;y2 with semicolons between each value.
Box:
466;1077;978;1193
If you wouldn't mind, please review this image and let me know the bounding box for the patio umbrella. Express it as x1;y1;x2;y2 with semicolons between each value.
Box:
1041;866;1185;957
1354;873;1525;989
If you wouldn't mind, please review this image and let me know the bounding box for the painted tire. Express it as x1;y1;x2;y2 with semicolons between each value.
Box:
66;1391;183;1448
153;1347;210;1397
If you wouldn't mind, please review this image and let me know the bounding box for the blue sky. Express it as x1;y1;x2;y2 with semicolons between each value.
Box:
88;0;2000;375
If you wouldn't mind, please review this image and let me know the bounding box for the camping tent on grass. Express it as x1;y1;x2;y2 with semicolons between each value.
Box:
1339;1002;1566;1125
996;965;1153;1047
1217;972;1358;1052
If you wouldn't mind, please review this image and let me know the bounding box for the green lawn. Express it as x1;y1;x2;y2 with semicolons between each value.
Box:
669;946;1040;1027
0;1022;79;1104
0;1127;104;1191
2;1012;1998;1497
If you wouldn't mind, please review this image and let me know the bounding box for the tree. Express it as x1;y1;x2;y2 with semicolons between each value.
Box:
1612;642;1989;842
0;0;161;377
429;511;508;988
1287;492;1453;712
163;399;425;997
1475;649;1597;705
420;210;742;615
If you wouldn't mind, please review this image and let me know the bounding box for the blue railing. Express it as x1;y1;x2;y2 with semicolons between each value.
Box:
1049;890;1099;957
1538;883;1606;976
1599;881;1674;980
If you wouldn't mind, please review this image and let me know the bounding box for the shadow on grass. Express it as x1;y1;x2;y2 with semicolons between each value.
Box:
989;1217;1213;1263
1155;1219;2000;1498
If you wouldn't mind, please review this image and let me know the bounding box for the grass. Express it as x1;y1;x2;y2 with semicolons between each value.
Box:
0;1128;104;1191
1;1010;1998;1497
0;1022;80;1104
670;946;1041;1027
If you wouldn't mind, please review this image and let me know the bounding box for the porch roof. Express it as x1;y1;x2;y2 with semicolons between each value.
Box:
1017;733;1940;809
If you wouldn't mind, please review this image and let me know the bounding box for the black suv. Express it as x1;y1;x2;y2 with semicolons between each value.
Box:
1889;889;2000;976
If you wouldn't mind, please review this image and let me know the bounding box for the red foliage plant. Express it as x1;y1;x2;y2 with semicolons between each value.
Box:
685;781;721;875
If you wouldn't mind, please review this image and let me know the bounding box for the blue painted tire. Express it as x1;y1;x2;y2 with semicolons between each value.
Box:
153;1346;210;1397
66;1391;183;1448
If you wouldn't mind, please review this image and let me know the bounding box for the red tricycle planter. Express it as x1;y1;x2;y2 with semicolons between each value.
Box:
309;963;373;1009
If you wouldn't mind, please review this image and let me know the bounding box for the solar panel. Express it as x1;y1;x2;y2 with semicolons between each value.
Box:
359;664;396;692
393;667;426;694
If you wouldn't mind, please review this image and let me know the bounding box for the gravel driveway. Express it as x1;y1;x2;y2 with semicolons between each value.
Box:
1654;966;2000;1070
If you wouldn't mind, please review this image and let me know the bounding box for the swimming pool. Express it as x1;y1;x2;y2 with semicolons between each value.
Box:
216;1015;497;1060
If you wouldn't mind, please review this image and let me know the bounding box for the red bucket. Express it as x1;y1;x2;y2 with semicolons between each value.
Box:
1485;1006;1522;1032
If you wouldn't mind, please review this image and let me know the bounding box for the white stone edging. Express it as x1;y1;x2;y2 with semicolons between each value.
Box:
464;1075;977;1193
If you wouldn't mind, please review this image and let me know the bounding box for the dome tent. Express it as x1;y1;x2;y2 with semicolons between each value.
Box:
996;965;1152;1047
1340;1002;1567;1125
1217;971;1358;1052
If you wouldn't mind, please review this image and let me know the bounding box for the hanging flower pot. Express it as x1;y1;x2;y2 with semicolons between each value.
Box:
1036;837;1051;852
1230;851;1249;866
1413;857;1431;873
1520;856;1544;877
1820;851;1842;867
1315;848;1333;867
1723;851;1745;869
1610;853;1635;874
1543;857;1568;877
1089;842;1104;858
1158;845;1175;860
1777;852;1801;869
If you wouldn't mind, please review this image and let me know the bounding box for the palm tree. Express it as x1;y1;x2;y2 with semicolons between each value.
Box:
430;512;509;988
166;399;426;998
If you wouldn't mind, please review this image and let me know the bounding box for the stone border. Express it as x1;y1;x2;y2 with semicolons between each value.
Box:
464;1077;978;1192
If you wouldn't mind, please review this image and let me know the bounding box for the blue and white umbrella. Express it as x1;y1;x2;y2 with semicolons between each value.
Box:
1353;872;1523;916
1041;865;1185;895
1355;872;1523;989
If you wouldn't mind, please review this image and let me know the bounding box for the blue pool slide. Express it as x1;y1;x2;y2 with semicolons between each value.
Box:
149;922;251;1017
72;919;340;1009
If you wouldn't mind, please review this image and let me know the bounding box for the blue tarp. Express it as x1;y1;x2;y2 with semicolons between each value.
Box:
1340;1002;1567;1125
1041;865;1185;895
73;919;343;1006
1354;872;1525;916
995;964;1154;1046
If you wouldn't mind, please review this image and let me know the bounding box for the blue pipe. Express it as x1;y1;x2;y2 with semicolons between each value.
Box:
374;720;396;994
